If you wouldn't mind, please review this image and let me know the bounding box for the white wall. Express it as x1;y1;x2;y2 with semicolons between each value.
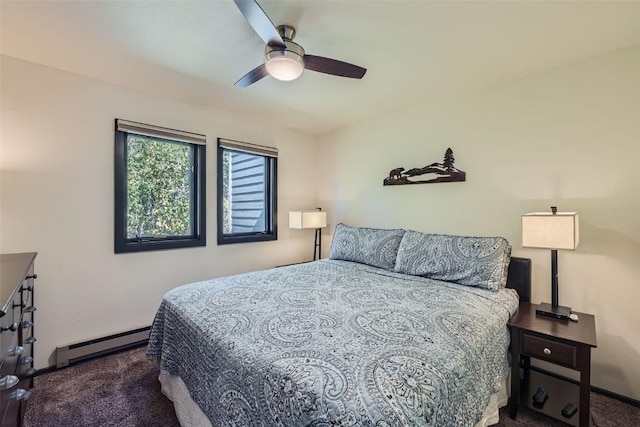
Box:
0;56;320;369
317;46;640;400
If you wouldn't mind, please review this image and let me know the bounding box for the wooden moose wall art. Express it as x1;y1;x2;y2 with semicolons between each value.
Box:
383;148;466;186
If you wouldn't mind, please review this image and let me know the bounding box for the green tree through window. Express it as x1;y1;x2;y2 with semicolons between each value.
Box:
222;149;231;234
126;136;192;239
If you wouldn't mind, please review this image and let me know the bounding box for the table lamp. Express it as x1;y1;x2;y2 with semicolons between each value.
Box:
522;206;579;320
289;208;327;261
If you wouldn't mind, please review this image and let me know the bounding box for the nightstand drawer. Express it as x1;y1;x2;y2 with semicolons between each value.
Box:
522;333;576;368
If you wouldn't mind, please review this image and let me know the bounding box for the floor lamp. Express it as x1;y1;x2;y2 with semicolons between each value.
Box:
522;207;579;320
289;208;327;261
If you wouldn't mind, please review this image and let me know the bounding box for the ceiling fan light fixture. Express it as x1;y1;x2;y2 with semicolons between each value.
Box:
265;54;304;81
265;40;305;81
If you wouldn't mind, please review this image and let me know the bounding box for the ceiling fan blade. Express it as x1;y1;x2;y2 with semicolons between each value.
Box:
304;55;366;79
233;0;286;48
235;64;269;87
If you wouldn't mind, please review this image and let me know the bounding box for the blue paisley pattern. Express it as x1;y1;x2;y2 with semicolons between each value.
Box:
394;231;512;291
329;223;405;271
147;260;519;426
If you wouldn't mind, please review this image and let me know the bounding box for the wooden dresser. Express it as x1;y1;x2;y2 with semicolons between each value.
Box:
0;253;37;427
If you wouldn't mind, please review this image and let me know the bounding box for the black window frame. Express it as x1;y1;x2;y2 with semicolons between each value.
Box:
217;139;277;245
114;119;206;253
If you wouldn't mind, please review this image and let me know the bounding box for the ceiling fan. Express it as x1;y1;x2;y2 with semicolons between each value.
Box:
233;0;367;87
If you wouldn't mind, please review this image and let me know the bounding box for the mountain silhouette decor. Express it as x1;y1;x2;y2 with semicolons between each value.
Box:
383;148;466;186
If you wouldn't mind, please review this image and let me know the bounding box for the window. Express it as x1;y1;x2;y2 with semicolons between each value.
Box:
217;138;277;245
114;119;206;253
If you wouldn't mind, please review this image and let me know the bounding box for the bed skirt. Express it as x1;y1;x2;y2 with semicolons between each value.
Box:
158;370;510;427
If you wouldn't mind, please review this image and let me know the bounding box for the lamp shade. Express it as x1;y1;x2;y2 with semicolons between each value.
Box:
265;55;304;81
289;211;327;229
522;212;579;250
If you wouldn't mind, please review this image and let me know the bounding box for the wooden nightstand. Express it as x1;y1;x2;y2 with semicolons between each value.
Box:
508;302;597;427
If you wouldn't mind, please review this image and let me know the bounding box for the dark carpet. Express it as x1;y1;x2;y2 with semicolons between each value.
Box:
25;346;639;427
25;346;179;427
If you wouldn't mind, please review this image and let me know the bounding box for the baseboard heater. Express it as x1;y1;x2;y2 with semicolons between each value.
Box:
55;326;150;368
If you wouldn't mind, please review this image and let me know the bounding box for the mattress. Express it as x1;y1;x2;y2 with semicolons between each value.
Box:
147;259;519;426
158;370;511;427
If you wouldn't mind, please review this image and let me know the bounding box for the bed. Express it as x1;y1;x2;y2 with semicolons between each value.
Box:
147;225;531;426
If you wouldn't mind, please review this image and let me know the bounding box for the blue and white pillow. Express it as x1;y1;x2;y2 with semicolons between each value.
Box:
394;231;512;291
329;223;405;271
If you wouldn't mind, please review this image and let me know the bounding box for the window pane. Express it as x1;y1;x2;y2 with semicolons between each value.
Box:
223;150;267;234
126;135;193;239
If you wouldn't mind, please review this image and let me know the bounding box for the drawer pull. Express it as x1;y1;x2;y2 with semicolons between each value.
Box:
1;323;18;332
0;375;19;390
543;348;552;355
24;306;37;313
25;336;37;344
20;356;33;365
22;320;33;329
9;389;32;401
8;346;24;357
25;274;38;280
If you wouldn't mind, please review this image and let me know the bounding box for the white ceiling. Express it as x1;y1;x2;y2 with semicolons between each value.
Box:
2;1;639;135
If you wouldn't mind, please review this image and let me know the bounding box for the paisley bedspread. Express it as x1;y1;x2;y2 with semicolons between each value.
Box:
147;259;519;426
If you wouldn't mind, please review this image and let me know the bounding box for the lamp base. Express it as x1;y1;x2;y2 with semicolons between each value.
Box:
536;302;571;320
